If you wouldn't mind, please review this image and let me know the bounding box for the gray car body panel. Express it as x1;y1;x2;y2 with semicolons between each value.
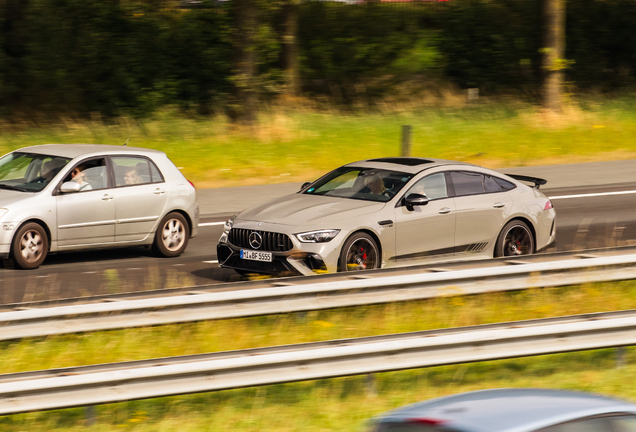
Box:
368;388;636;432
218;158;556;274
0;144;198;258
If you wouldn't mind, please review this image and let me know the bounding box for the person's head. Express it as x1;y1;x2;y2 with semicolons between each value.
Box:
124;167;142;185
71;166;87;183
365;174;386;195
41;159;65;181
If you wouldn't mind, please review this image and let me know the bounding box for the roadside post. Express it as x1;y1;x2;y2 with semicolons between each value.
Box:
401;125;412;157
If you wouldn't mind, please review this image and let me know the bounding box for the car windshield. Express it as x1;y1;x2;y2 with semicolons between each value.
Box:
303;166;413;202
0;152;71;192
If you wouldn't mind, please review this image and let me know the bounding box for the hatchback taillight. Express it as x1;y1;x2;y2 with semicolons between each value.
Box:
188;180;195;189
544;200;553;210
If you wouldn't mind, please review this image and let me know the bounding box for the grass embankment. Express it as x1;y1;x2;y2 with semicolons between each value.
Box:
3;281;636;430
2;97;636;188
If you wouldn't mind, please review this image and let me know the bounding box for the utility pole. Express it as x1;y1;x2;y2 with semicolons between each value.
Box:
542;0;566;113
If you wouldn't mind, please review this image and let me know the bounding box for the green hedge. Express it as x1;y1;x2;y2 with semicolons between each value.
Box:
2;0;636;117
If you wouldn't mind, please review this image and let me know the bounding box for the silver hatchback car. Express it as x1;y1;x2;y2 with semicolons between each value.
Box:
0;144;199;269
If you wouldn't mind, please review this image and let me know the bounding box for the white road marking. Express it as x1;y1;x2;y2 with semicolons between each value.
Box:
550;190;636;200
203;260;218;264
82;271;96;274
199;222;225;227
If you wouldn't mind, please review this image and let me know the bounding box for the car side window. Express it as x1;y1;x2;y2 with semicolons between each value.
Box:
536;416;613;432
149;160;164;183
611;415;636;432
63;158;108;192
112;156;154;187
484;174;516;193
406;173;448;200
450;171;485;196
494;176;515;191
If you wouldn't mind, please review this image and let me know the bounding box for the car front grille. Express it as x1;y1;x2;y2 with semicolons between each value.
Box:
228;228;294;252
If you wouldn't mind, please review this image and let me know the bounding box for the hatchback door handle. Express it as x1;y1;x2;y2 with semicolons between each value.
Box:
439;207;452;214
101;194;114;201
153;188;166;195
493;202;506;208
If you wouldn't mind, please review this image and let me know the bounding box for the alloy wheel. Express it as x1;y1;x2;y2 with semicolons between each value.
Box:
502;225;532;256
162;218;186;252
345;238;379;271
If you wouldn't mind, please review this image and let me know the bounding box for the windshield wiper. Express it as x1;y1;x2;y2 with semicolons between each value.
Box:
0;184;29;192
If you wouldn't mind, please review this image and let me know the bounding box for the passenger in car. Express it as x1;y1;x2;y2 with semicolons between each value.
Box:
124;167;143;185
71;166;92;191
32;159;66;184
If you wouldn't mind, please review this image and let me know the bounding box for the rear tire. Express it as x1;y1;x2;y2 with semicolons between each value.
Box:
11;222;49;269
338;232;381;272
153;212;190;257
494;220;534;257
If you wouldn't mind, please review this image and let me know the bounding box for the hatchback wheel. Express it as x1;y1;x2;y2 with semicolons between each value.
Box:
153;212;189;257
11;222;49;269
495;220;534;257
338;232;380;272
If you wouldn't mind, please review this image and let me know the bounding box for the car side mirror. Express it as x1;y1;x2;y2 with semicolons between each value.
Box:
60;181;80;193
404;193;429;211
300;181;312;191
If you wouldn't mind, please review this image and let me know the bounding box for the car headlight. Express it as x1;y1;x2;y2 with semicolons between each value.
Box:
0;208;8;220
219;213;240;244
296;229;340;243
223;213;238;234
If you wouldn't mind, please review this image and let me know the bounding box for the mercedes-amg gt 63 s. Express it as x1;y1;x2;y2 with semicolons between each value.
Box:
217;157;556;275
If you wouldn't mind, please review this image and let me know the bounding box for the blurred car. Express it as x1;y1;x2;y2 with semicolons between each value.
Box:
366;388;636;432
0;144;198;269
217;157;556;275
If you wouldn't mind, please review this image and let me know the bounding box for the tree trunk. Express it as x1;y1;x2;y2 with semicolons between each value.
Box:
229;0;257;125
281;0;300;96
542;0;565;113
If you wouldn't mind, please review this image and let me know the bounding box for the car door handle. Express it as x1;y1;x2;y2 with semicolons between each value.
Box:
153;188;166;195
493;202;506;208
438;207;452;214
101;194;114;201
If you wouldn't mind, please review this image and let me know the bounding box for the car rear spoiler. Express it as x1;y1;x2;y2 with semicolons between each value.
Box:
505;174;547;190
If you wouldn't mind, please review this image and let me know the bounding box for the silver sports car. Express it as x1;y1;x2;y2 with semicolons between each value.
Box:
0;144;198;269
217;157;556;276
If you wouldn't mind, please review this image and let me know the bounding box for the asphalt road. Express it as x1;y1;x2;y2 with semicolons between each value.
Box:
2;159;636;305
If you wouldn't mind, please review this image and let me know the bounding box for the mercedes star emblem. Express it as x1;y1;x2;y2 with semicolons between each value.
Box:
249;231;263;249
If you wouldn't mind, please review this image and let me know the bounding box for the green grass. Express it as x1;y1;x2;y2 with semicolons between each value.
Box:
2;281;636;430
3;96;636;188
1;281;634;375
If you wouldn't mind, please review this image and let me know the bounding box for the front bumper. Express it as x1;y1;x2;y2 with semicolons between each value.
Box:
217;243;328;276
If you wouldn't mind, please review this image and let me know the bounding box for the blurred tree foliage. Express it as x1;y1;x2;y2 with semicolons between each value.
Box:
1;0;636;118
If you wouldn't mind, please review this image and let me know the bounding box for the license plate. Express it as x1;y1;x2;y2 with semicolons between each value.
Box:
240;249;273;262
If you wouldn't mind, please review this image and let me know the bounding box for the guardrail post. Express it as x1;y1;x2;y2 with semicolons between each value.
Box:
401;125;412;157
616;347;626;368
365;373;377;396
85;405;96;425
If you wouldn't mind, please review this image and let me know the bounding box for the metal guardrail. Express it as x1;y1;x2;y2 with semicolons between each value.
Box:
2;309;636;415
2;251;636;341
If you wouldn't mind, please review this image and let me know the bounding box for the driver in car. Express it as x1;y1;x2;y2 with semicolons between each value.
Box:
365;174;389;196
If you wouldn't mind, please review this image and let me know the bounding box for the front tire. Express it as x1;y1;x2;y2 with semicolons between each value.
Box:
153;212;190;257
495;220;534;257
11;222;49;269
338;232;381;272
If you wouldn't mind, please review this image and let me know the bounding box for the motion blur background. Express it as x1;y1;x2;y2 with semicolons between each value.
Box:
1;0;632;118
